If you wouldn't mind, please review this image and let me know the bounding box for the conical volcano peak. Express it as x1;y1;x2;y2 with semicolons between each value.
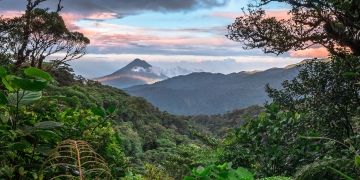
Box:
94;58;168;89
125;59;152;69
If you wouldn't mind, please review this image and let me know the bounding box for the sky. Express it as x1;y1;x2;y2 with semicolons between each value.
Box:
0;0;328;78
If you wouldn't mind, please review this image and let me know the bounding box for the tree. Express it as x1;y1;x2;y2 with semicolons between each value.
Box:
227;0;360;56
0;0;89;70
266;56;360;140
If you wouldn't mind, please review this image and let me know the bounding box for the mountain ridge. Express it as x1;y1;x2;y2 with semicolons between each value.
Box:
125;65;300;115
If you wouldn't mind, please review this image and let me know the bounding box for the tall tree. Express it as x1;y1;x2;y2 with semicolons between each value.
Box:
0;0;89;69
227;0;360;56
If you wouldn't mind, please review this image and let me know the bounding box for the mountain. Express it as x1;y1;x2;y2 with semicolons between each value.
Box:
94;59;168;88
125;65;300;115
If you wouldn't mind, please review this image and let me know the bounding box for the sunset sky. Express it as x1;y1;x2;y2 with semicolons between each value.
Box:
0;0;327;78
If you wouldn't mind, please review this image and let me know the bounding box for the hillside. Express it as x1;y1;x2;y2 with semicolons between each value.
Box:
125;65;300;115
189;105;264;137
43;81;216;178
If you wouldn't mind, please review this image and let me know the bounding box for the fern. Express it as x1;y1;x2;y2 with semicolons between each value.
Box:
294;158;355;180
42;139;111;179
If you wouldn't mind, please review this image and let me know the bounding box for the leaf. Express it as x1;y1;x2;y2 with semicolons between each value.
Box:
183;177;196;180
34;130;60;142
6;75;47;91
18;167;26;176
328;166;355;180
260;177;292;180
11;141;31;151
2;78;14;92
342;72;359;78
34;121;63;130
355;155;360;167
91;106;106;117
35;145;52;156
0;111;10;123
0;66;6;78
196;166;212;177
232;167;254;180
106;104;116;114
24;67;53;82
0;91;7;105
8;91;42;106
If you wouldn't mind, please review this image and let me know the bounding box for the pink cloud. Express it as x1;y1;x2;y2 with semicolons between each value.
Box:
0;10;23;18
84;30;229;48
87;12;118;20
0;10;117;31
60;13;85;30
147;37;227;46
61;12;118;31
290;47;329;58
89;33;156;47
71;20;231;48
212;10;290;20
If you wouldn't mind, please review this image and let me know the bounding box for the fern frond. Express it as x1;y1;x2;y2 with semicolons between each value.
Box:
42;139;111;180
294;158;355;180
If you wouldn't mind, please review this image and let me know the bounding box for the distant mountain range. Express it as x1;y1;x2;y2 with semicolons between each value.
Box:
95;58;301;115
124;62;301;115
94;59;168;88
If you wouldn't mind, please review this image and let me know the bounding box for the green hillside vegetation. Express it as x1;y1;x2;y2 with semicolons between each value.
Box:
189;105;263;137
0;64;217;179
1;0;360;179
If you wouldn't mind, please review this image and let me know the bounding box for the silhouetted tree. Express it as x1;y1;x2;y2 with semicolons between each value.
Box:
0;0;90;70
227;0;360;56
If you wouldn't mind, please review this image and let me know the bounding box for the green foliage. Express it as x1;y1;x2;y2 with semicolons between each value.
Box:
267;56;360;140
217;56;360;179
0;67;58;179
7;91;42;105
0;66;6;78
184;163;254;180
24;67;53;82
121;172;144;180
143;163;173;180
0;67;129;179
0;91;7;104
189;105;263;138
220;104;314;176
294;159;356;180
185;163;292;180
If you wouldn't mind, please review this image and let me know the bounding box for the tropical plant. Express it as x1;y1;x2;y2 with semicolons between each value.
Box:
267;56;360;141
184;163;255;180
0;66;58;179
184;163;292;180
42;139;112;179
220;103;330;177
